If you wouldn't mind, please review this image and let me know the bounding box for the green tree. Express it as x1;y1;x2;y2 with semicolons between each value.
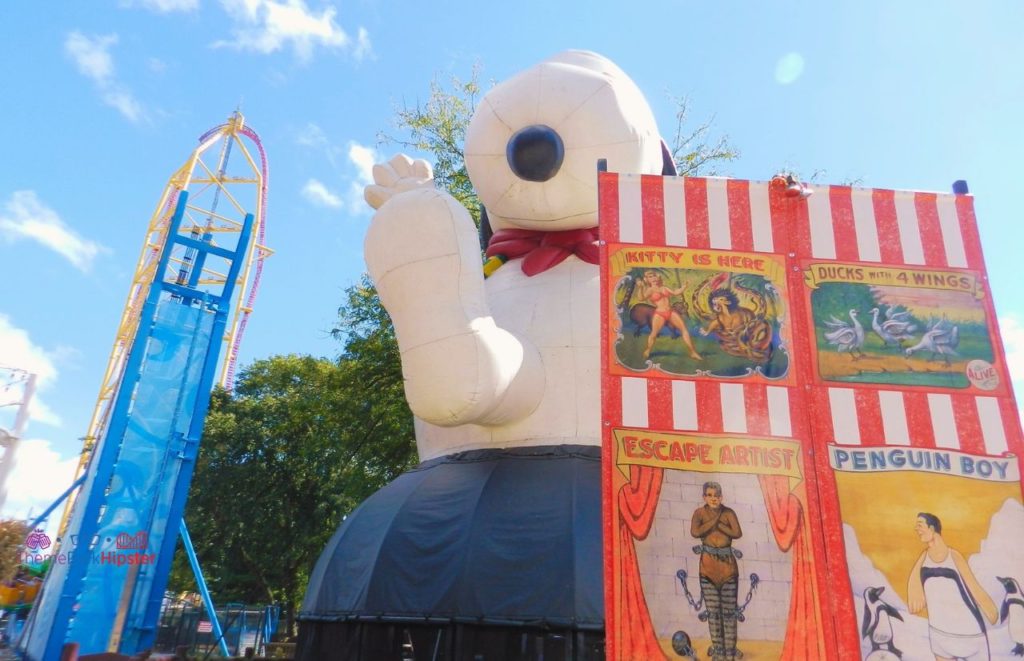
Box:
170;284;415;636
0;519;28;583
666;94;740;176
379;68;482;223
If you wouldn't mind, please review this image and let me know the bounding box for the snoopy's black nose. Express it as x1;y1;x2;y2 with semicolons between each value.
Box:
506;124;564;182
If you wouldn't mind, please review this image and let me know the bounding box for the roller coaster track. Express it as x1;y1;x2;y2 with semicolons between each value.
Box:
58;112;271;536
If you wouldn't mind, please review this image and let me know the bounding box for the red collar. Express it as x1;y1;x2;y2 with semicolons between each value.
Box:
485;227;599;276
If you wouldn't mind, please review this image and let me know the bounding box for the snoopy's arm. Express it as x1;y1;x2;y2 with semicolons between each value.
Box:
952;550;998;624
364;155;544;427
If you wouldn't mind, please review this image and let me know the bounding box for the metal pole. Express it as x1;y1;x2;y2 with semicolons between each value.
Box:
179;520;230;658
0;371;37;513
28;474;86;531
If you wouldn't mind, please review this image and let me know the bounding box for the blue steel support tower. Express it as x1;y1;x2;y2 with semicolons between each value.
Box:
20;190;257;659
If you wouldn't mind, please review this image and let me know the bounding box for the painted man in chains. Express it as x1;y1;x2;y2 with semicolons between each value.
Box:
690;481;743;661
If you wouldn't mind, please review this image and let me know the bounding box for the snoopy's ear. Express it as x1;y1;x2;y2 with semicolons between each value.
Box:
661;140;678;176
479;206;493;252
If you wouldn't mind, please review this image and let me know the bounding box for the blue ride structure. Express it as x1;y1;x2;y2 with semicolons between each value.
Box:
18;112;270;660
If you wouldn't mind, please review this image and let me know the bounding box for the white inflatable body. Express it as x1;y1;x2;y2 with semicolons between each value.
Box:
364;50;667;461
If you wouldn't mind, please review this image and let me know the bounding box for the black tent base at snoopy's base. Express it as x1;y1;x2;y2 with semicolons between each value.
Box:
297;445;605;661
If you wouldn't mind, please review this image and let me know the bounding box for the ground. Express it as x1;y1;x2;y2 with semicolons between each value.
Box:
657;636;784;659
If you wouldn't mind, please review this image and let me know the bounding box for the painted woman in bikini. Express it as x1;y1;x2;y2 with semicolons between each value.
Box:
638;270;702;361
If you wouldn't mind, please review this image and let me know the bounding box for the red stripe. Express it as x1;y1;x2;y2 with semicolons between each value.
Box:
684;178;710;248
605;371;623;426
743;383;771;435
998;397;1022;452
914;193;947;267
783;188;813;258
727;179;753;251
808;388;836;444
640;175;665;246
902;391;936;448
599;172;620;243
951;394;986;455
955;194;985;270
786;387;809;440
646;378;673;431
872;189;903;264
695;381;723;433
854;390;884;445
829;186;859;262
768;182;793;253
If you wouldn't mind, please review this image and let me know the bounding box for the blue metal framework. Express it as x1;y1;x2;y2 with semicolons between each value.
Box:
175;521;229;657
19;192;255;660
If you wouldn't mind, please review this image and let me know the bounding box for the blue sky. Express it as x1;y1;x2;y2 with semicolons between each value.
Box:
1;1;1022;523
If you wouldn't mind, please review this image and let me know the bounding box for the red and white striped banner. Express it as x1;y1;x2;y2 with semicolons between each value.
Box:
604;175;980;267
600;172;1020;456
599;170;1024;660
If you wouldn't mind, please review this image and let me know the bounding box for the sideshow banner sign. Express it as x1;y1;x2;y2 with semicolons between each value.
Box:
599;174;1024;660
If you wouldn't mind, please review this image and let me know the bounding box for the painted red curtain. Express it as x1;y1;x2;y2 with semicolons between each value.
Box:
616;464;664;659
758;474;826;659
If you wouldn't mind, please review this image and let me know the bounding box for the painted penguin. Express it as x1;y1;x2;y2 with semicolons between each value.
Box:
861;586;904;659
998;576;1024;656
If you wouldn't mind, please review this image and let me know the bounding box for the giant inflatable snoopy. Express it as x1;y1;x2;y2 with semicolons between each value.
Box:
299;50;675;658
364;49;669;457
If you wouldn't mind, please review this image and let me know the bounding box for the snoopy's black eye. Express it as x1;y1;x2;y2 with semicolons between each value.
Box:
506;124;564;182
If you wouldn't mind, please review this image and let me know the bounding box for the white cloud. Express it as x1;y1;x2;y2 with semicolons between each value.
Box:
120;0;199;11
297;136;380;214
0;316;62;428
64;31;147;122
0;191;107;272
296;122;329;149
302;179;343;208
101;88;145;123
343;141;380;213
353;26;371;61
347;141;377;184
65;32;117;82
0;438;79;532
215;0;365;61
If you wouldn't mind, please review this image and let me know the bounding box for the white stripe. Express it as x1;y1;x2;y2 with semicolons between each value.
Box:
706;178;731;249
976;397;1008;455
927;394;960;449
808;185;836;259
621;377;649;427
829;388;861;445
878;391;910;445
894;192;925;265
936;194;968;268
749;182;773;253
664;177;687;246
720;383;747;433
672;380;698;430
617;175;643;244
851;189;881;262
766;386;791;437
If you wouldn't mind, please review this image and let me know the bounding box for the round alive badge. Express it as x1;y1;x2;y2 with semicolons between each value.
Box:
966;359;999;390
